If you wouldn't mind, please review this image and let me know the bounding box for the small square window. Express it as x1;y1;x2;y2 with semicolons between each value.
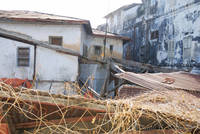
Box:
17;48;30;67
94;46;102;56
151;30;159;40
49;36;63;46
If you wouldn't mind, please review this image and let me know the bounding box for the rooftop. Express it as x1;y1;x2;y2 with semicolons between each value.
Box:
0;10;89;24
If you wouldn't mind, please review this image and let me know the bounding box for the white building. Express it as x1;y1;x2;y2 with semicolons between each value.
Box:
0;10;128;94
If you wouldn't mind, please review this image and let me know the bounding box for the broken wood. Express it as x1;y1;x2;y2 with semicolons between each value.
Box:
112;58;186;73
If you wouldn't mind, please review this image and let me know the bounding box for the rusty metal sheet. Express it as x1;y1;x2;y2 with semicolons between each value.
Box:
116;72;200;92
0;10;89;24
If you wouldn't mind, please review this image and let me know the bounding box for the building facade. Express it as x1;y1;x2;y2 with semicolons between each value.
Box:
104;0;200;68
0;10;127;94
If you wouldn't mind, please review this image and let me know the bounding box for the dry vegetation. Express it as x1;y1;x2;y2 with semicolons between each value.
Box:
0;82;200;134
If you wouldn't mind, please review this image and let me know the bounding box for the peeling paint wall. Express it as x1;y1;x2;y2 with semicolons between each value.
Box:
105;0;200;68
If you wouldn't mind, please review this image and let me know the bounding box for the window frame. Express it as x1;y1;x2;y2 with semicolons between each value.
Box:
17;47;30;67
94;46;102;56
49;36;63;46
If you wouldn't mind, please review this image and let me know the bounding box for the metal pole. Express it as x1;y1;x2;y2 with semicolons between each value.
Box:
104;18;108;60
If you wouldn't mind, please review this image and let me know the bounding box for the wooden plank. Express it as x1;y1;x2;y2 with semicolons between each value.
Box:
15;116;102;129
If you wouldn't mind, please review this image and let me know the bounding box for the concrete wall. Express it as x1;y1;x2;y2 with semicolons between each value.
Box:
105;0;200;68
0;37;79;93
0;21;83;54
85;35;123;60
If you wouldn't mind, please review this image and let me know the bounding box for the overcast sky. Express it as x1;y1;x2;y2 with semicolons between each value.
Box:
0;0;141;28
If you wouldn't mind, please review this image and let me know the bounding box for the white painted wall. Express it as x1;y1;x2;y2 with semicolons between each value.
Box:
36;46;78;81
0;37;34;79
0;21;83;53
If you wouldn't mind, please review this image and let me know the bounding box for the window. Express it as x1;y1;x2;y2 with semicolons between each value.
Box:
168;40;175;64
94;46;102;56
151;30;159;40
110;45;113;54
17;48;30;67
49;36;63;46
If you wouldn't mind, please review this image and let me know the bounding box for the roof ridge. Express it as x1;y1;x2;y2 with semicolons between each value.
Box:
0;10;89;21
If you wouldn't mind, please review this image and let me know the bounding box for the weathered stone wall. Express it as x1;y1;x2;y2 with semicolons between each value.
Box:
105;0;200;68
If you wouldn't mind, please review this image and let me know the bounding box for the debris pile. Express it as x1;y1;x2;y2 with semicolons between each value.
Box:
0;81;200;133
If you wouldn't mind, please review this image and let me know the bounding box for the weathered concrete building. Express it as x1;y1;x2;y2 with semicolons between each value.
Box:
0;10;128;94
103;0;200;69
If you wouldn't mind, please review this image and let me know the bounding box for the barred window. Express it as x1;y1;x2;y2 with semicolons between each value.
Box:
17;48;30;67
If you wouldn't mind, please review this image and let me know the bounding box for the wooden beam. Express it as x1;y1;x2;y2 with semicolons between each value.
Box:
112;58;186;73
0;90;108;113
15;116;102;129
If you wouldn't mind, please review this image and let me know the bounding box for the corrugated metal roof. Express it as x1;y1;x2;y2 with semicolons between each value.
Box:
0;10;89;24
116;72;200;92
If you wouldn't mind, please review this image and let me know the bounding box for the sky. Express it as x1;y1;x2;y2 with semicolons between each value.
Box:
0;0;141;28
